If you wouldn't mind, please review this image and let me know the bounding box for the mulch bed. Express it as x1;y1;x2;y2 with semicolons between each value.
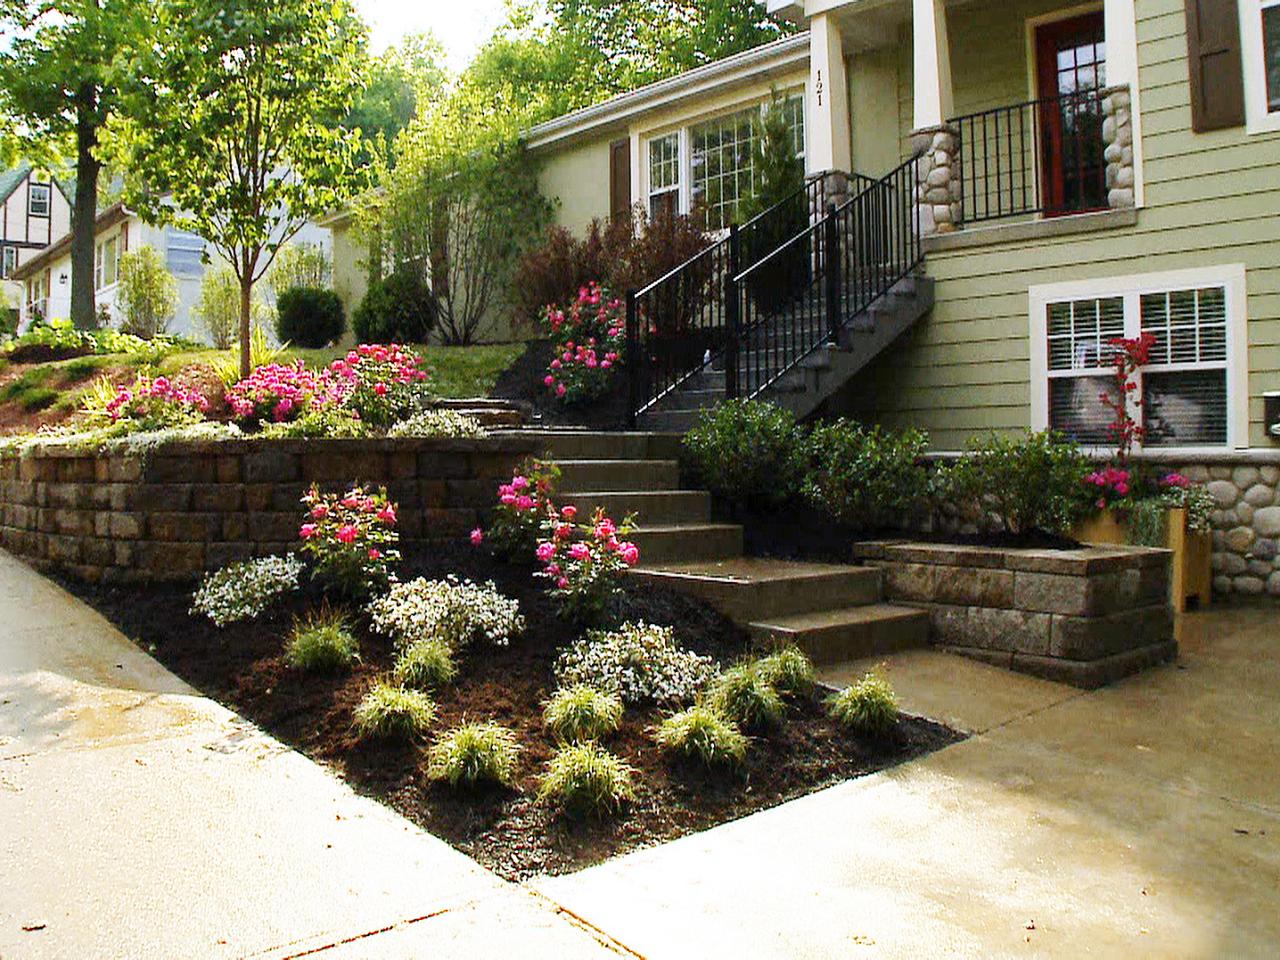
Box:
62;543;962;881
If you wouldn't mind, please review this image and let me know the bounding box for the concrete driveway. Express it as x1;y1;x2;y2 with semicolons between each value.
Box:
2;541;1276;959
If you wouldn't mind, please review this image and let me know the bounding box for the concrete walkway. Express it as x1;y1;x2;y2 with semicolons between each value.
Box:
0;552;626;959
536;606;1280;958
3;546;1278;959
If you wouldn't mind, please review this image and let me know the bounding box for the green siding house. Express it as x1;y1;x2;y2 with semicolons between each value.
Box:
521;0;1280;594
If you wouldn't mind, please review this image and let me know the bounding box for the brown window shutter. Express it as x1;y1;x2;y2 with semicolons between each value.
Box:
1185;0;1246;131
609;139;631;223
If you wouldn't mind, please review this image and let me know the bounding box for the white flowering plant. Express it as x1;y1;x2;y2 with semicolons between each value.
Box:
190;554;304;627
367;576;525;650
555;622;719;705
387;409;489;439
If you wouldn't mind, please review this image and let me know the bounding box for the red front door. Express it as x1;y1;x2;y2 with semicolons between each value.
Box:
1035;12;1109;217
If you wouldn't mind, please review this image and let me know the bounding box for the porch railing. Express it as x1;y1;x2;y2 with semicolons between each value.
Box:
624;172;874;422
950;87;1108;226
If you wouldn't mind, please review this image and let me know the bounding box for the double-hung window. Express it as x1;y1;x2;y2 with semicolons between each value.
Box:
648;133;681;220
95;234;120;290
1031;266;1247;450
1265;0;1280;112
28;183;50;218
1;246;16;279
1243;0;1280;130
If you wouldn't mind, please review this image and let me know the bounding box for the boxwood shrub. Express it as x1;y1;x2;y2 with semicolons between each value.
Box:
683;399;806;510
804;420;931;530
353;269;437;344
275;286;345;348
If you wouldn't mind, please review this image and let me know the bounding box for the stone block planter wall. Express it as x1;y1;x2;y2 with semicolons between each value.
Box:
853;541;1176;689
0;435;543;584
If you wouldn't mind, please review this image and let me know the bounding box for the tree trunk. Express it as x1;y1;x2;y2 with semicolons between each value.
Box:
239;274;252;380
70;85;101;331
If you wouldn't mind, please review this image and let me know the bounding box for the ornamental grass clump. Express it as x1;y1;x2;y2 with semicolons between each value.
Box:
555;622;718;705
298;485;401;597
755;647;815;699
708;663;785;732
190;554;304;627
535;506;640;622
284;608;359;672
387;409;488;439
352;680;436;741
543;684;624;743
654;704;748;768
367;576;524;650
537;742;636;817
827;673;899;737
427;722;521;789
393;638;458;689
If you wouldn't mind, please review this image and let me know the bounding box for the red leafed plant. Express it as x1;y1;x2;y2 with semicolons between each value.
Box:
1101;333;1155;461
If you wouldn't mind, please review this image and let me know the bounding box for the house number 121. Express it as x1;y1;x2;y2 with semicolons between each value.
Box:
815;70;824;107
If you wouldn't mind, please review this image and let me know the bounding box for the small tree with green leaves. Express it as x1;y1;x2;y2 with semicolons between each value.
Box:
192;266;271;350
116;246;178;339
267;243;332;300
111;0;368;376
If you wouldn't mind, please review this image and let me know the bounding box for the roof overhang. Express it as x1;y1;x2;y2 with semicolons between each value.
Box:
12;203;130;281
524;33;812;152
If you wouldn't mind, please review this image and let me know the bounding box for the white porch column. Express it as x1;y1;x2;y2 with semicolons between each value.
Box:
911;0;953;130
807;13;852;175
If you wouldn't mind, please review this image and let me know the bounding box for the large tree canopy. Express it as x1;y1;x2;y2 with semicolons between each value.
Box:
111;0;368;374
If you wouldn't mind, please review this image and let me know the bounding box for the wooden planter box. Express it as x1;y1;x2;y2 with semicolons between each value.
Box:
1074;507;1211;613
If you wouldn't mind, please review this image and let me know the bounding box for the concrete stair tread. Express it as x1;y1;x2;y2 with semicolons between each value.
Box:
638;557;876;585
552;458;680;467
749;603;926;634
632;522;742;535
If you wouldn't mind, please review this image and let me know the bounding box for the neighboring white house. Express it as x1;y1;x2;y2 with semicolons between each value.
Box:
12;203;330;342
0;165;73;324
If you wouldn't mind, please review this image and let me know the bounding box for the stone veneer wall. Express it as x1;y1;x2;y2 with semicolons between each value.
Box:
0;436;543;584
854;541;1176;689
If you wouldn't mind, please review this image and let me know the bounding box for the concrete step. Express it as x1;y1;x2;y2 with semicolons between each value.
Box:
559;490;712;526
524;431;683;462
632;558;881;622
748;604;929;665
551;458;681;491
630;523;744;564
636;410;703;433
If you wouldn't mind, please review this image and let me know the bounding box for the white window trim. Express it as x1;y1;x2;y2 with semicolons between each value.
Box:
1242;0;1280;134
1029;264;1249;452
28;182;51;218
95;233;121;292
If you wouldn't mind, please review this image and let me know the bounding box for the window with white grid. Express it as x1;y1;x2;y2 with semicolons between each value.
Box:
1033;268;1245;450
648;133;680;220
1264;0;1280;112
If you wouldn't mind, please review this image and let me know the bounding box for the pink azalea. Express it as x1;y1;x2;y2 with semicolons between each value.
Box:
569;543;591;562
556;384;567;398
336;525;359;544
557;577;570;590
368;548;382;560
536;541;557;562
544;375;556;387
560;505;577;521
620;543;640;566
376;505;397;526
470;527;485;547
299;523;318;539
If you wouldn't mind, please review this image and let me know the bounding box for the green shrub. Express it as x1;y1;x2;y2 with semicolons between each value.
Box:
543;684;624;743
352;680;436;740
683;399;806;510
393;638;457;689
708;663;784;731
284;609;359;672
257;406;369;439
827;673;898;737
19;386;58;411
804;421;931;529
275;286;345;348
426;722;520;788
537;742;636;817
654;704;748;767
755;647;815;699
352;269;437;344
117;246;178;339
944;431;1092;535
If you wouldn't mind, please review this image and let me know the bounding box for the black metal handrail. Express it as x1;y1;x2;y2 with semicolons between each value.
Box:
730;153;923;399
950;87;1108;225
626;173;847;421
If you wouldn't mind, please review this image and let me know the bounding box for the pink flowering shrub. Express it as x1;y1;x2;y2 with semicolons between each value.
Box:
1083;466;1132;511
535;506;639;622
103;374;209;430
226;361;344;424
298;484;401;596
329;343;432;428
543;283;625;404
479;458;561;561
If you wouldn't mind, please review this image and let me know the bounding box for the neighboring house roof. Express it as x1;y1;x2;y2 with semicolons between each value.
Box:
524;32;811;151
0;165;32;206
11;202;131;282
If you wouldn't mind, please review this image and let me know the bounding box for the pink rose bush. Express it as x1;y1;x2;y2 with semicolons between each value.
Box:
480;458;561;561
298;484;401;596
226;361;346;424
543;283;625;405
535;505;639;621
103;375;209;430
329;343;432;428
1083;466;1132;511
